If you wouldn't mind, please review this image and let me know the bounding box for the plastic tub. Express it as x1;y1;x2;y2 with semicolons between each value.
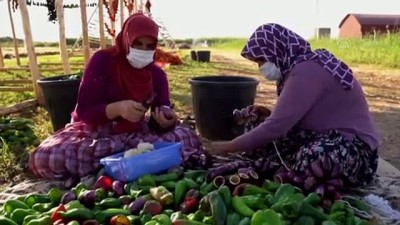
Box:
100;141;182;182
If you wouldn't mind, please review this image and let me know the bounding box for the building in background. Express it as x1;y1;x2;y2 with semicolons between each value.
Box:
338;13;400;38
314;27;331;39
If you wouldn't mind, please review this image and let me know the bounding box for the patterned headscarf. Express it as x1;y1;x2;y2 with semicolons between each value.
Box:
241;23;354;96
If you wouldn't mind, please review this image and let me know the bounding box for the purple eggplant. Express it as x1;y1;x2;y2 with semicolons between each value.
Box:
330;163;343;178
273;171;290;184
206;162;240;181
293;176;304;185
286;171;297;181
213;176;226;188
119;195;133;205
237;172;250;180
128;196;147;214
326;178;344;190
322;156;333;176
238;167;259;180
310;160;324;178
228;174;241;186
315;184;325;197
79;190;96;208
60;191;76;204
304;176;316;192
112;180;125;196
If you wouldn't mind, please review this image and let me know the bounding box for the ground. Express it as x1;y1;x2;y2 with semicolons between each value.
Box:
0;44;399;190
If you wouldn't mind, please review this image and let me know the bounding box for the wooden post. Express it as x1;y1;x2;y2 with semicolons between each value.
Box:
80;0;91;66
98;0;106;49
7;0;21;66
55;0;71;74
17;0;44;105
120;0;125;28
110;0;116;45
0;45;4;68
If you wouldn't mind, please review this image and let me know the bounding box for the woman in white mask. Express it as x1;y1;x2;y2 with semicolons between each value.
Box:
29;13;205;182
206;23;380;199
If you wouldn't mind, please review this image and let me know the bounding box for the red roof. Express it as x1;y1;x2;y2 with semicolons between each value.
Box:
339;13;400;28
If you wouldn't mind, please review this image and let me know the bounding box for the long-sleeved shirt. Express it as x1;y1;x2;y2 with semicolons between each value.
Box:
71;50;171;125
233;60;381;151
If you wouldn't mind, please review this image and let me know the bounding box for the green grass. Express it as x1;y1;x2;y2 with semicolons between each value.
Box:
210;35;400;69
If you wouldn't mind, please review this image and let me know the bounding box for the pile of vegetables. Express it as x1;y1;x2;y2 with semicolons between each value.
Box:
155;49;184;68
0;117;38;148
0;165;371;225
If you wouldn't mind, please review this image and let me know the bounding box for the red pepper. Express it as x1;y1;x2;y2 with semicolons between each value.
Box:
51;204;66;222
184;189;200;201
93;176;113;191
180;198;199;214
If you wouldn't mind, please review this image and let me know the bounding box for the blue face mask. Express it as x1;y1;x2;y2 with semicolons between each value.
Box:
259;62;282;81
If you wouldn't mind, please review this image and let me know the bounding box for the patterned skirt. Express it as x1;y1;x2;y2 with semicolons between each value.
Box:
28;120;204;179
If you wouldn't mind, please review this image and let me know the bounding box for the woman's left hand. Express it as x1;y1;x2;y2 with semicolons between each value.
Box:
152;106;178;128
204;141;237;155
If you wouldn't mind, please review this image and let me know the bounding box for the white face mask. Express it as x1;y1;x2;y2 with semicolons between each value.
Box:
126;48;155;69
259;62;282;81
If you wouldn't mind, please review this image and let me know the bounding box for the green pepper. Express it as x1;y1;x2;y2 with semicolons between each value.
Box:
25;215;52;225
47;188;64;205
328;211;346;225
251;209;284;225
344;214;356;225
174;180;187;208
0;215;18;225
145;220;158;225
3;199;30;215
22;214;40;225
129;183;143;199
262;180;280;193
303;193;321;206
217;186;231;208
58;208;95;221
232;196;255;217
199;183;214;196
95;208;130;224
293;216;316;225
10;208;37;224
238;217;251;225
272;183;297;204
199;195;211;214
127;215;142;225
208;191;227;225
354;217;369;225
171;211;187;222
226;212;241;225
263;194;274;208
160;181;177;190
172;220;207;225
188;210;205;222
183;178;200;189
141;213;153;225
242;184;270;196
237;195;264;210
138;185;152;194
163;209;174;217
281;200;302;219
152;214;172;225
202;216;213;224
299;201;328;222
151;172;179;183
321;221;337;225
342;197;369;212
72;183;87;198
99;197;122;209
184;170;207;180
330;201;346;213
24;194;51;208
139;175;157;187
31;202;53;213
65;200;85;210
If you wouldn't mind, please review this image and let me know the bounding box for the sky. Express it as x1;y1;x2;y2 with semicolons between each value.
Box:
1;0;400;42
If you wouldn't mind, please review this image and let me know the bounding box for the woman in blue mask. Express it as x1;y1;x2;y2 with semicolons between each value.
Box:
29;13;205;181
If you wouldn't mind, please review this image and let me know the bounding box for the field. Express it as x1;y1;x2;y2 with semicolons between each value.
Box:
0;36;399;185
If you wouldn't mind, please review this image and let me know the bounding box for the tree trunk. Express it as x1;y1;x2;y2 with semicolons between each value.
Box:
80;0;91;66
8;0;21;66
55;0;71;74
98;0;106;49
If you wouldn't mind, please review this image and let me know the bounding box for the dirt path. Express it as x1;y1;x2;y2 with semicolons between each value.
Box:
210;52;400;169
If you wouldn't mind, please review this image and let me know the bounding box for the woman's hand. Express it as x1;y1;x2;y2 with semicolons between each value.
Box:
107;100;147;122
204;140;237;155
152;106;178;128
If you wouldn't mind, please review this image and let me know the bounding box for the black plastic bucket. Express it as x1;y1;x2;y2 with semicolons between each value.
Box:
190;50;197;61
189;75;259;140
37;74;81;132
196;50;211;62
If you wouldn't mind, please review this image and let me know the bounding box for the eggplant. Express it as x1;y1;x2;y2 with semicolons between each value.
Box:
228;174;241;186
213;176;225;188
322;156;332;176
237;167;259;180
119;195;133;205
128;196;147;214
273;171;290;184
310;160;324;178
79;190;96;208
315;184;325;197
61;191;76;204
330;163;343;178
232;183;249;196
206;162;240;182
159;106;174;120
304;176;316;192
326;178;344;190
112;180;125;196
293;175;304;185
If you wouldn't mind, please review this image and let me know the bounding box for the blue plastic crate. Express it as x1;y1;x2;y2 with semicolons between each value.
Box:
99;141;182;182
